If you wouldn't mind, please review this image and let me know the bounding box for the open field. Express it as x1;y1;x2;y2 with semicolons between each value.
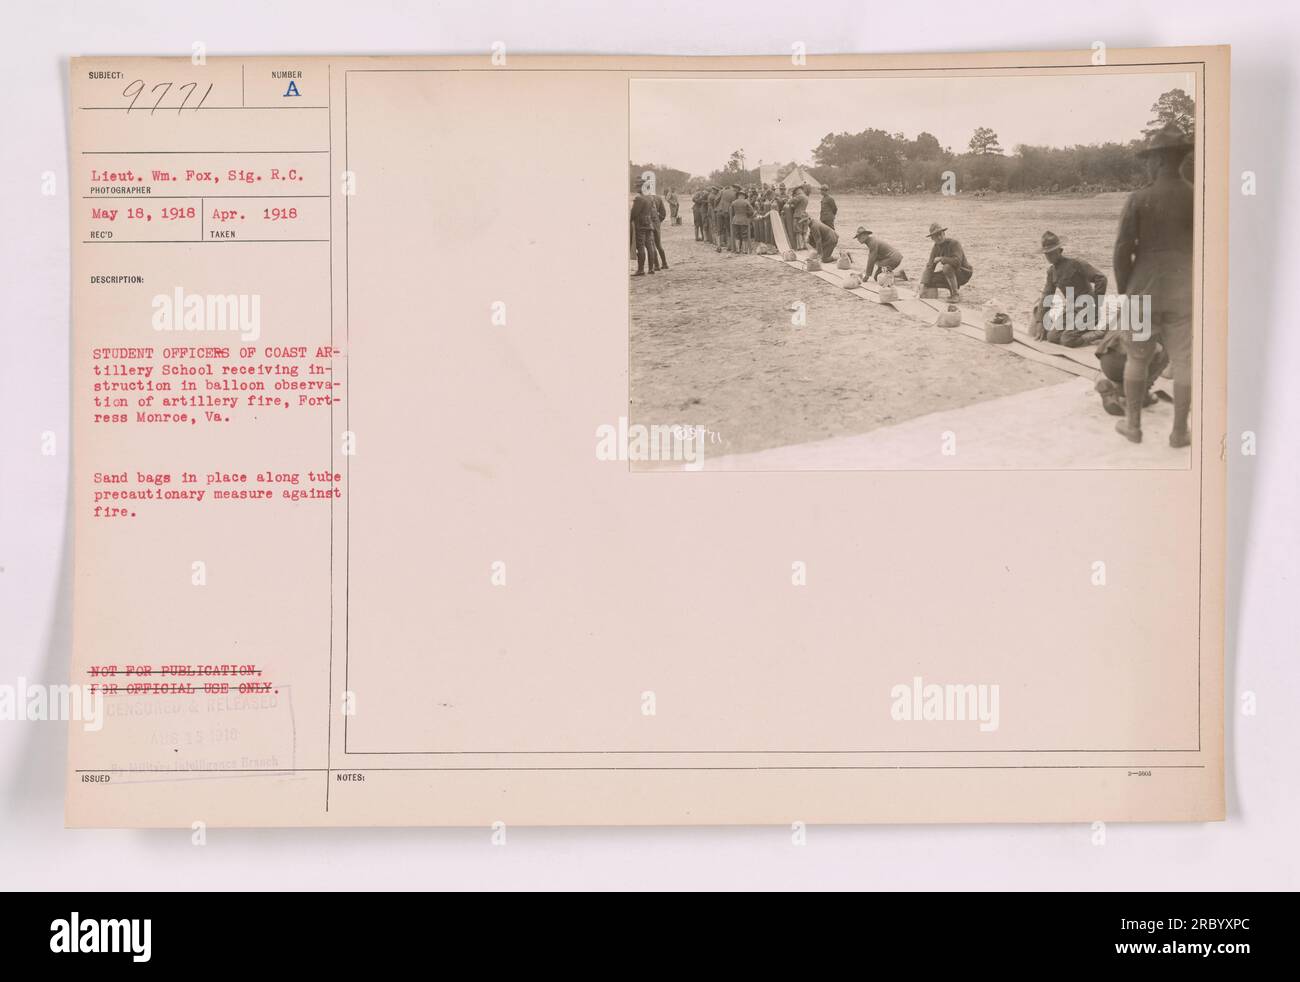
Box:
628;192;1132;460
629;206;1080;458
827;190;1128;309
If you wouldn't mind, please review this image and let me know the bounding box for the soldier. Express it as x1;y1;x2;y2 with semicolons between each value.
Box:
692;188;707;241
1112;123;1194;447
790;184;810;249
779;185;795;250
920;222;973;301
704;186;719;244
1094;333;1169;416
730;188;755;254
800;214;839;263
853;227;906;282
667;189;680;225
1030;231;1108;347
650;192;669;271
629;188;658;276
819;184;838;229
715;184;737;253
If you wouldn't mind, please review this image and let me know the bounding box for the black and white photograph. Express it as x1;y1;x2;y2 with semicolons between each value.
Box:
629;72;1200;469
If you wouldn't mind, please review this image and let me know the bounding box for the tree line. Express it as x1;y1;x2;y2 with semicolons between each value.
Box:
633;88;1194;195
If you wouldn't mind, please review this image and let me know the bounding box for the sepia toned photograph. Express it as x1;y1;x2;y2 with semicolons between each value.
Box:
629;72;1200;469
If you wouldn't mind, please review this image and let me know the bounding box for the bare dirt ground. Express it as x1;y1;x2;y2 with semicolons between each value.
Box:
630;197;1080;457
829;191;1128;308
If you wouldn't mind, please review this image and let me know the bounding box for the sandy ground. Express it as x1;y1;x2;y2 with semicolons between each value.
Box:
630;208;1066;457
829;190;1129;308
706;375;1189;470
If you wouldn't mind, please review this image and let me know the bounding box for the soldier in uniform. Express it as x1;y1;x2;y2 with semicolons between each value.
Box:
1112;124;1194;447
650;192;669;271
714;184;737;253
1030;231;1108;347
778;185;795;250
1094;333;1169;417
819;184;838;229
800;215;839;263
730;188;755;254
789;184;809;249
629;188;659;276
919;222;973;300
853;228;906;282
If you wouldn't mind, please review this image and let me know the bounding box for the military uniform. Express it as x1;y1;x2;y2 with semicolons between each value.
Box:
650;195;669;269
715;186;737;251
730;194;754;253
855;230;904;282
819;190;837;229
804;216;839;263
629;193;658;274
790;188;809;248
1111;123;1194;446
1032;233;1109;347
920;224;973;298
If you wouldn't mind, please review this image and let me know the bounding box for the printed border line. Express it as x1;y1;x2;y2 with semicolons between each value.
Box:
333;60;1211;769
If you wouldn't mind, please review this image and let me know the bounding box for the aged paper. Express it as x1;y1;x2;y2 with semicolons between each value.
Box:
67;47;1227;826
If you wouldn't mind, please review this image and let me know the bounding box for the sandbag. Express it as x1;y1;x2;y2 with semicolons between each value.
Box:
805;257;822;272
876;268;899;302
935;305;962;328
984;311;1013;344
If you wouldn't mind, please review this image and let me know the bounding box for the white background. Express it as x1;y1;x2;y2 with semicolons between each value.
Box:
2;0;1296;890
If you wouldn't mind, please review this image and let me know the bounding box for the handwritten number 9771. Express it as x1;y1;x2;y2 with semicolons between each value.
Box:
121;80;214;114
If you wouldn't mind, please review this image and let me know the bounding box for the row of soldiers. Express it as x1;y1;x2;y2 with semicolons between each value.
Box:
690;181;840;254
685;179;968;300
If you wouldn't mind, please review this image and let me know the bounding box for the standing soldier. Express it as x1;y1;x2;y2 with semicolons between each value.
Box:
692;188;706;241
730;188;755;254
779;185;795;250
715;183;737;253
1112;123;1194;446
650;192;669;271
667;189;680;225
790;184;810;249
819;184;838;229
629;187;658;276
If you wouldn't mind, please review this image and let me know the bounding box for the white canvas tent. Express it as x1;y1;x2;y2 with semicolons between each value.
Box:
777;165;823;190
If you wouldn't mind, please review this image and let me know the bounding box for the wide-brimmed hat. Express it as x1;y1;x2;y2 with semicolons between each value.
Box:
1039;230;1064;254
1136;122;1193;156
854;226;872;240
927;222;948;237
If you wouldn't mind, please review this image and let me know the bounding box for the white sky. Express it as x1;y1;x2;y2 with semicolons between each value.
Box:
630;72;1195;176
